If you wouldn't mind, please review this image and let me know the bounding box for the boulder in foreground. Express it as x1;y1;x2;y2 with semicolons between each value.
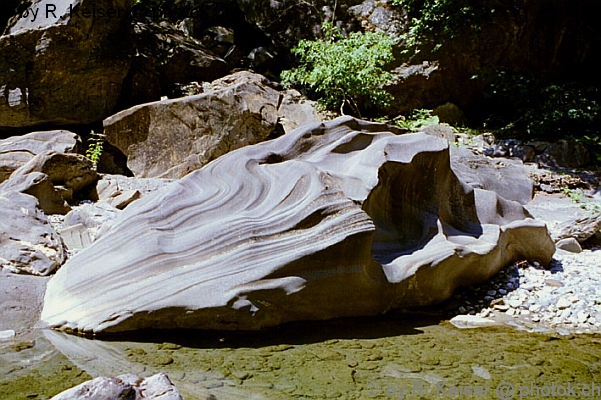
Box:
51;373;182;400
42;117;555;334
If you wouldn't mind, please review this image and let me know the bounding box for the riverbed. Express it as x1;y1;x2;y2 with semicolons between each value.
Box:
2;312;600;399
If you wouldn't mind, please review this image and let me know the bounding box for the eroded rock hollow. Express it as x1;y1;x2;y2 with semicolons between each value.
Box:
41;117;555;334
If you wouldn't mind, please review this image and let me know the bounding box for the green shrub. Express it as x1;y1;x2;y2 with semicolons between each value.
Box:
484;71;601;138
392;0;491;50
393;109;439;130
86;131;105;169
281;23;395;116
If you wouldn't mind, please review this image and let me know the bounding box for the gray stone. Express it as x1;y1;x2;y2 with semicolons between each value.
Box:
42;117;554;334
277;89;323;134
0;191;65;275
0;130;80;183
0;151;97;215
555;238;583;253
50;373;183;400
110;190;142;210
450;146;534;205
537;140;591;168
418;124;455;142
60;224;94;251
510;145;536;163
555;214;601;243
450;315;499;329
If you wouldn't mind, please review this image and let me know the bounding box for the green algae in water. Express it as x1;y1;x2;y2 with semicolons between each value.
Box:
1;317;600;399
0;360;91;400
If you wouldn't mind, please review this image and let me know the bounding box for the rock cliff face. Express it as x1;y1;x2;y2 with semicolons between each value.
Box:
41;117;555;334
0;0;131;129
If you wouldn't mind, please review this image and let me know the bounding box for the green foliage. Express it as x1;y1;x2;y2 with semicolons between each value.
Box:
393;109;439;130
281;23;395;116
392;0;491;50
484;69;601;139
561;187;601;215
86;131;105;168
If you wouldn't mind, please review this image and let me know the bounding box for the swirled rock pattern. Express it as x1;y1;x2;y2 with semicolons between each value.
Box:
41;117;555;334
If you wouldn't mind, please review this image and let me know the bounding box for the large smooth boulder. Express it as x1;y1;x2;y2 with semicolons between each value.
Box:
0;0;131;129
0;191;65;275
51;373;183;400
104;71;321;179
41;117;554;334
0;130;81;183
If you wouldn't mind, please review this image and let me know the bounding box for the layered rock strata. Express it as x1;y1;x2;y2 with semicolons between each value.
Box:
42;117;555;334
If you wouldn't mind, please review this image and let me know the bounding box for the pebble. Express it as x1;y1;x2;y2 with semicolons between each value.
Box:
0;330;16;340
451;249;601;334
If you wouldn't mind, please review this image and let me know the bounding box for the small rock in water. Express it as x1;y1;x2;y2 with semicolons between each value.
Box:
450;315;499;329
472;365;491;380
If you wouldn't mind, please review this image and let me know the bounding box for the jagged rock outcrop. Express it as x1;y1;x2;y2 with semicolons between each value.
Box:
0;0;131;129
104;71;322;179
42;117;554;334
0;191;65;275
0;130;81;183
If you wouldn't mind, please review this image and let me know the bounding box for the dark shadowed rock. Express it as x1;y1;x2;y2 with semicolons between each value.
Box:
105;71;321;179
0;0;131;129
536;140;591;168
0;130;81;183
120;21;229;107
0;191;65;275
236;0;361;58
42;117;554;334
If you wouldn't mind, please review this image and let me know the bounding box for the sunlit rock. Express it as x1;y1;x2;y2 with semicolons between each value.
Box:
41;117;554;334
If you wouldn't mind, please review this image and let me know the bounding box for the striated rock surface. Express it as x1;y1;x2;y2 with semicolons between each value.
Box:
0;130;81;183
42;117;554;334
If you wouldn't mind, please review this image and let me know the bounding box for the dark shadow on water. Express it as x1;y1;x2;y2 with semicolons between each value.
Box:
99;311;444;349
